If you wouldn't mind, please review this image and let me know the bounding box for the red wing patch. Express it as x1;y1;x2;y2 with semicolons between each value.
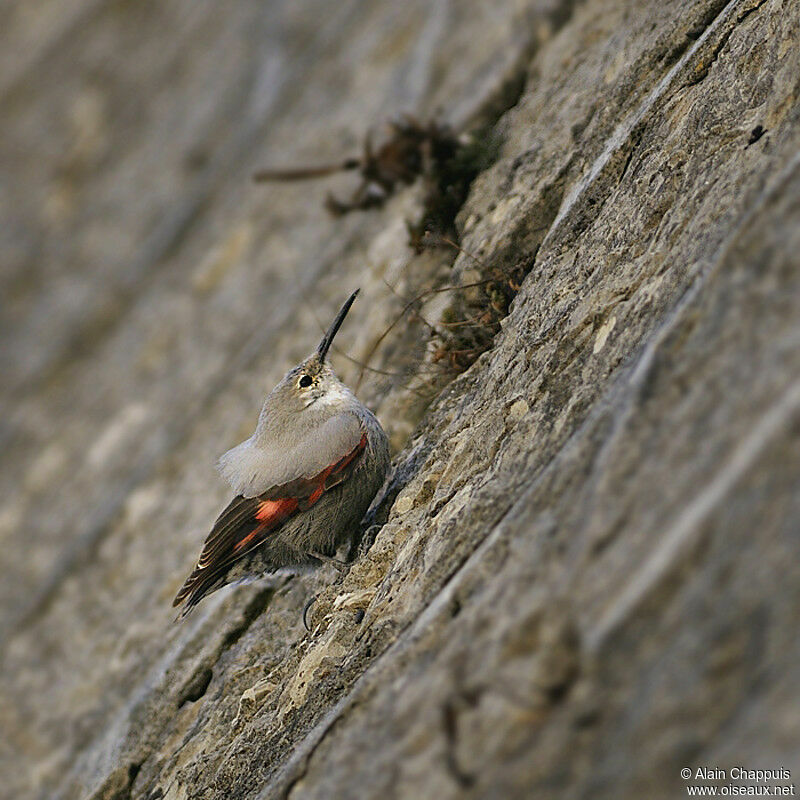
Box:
233;498;298;553
173;432;368;612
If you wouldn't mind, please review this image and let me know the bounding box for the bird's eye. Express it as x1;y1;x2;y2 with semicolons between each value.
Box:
298;375;313;388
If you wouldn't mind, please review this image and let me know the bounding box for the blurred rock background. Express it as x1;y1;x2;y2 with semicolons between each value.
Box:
0;0;798;798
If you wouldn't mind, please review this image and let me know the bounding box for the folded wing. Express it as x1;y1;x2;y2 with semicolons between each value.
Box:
173;424;367;613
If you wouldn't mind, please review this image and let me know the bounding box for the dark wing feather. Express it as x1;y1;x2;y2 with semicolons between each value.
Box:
173;432;367;612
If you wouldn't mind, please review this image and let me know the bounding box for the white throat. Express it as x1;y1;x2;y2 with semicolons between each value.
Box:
316;381;353;408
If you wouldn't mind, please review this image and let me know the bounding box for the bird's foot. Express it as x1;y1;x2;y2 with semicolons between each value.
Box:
303;595;318;632
308;551;348;572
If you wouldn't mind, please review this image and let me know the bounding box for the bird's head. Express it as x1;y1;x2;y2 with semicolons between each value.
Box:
257;290;360;424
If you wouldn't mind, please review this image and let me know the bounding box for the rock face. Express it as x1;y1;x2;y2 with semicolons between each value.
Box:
1;0;799;798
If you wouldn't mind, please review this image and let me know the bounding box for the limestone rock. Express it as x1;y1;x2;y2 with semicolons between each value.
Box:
1;0;798;798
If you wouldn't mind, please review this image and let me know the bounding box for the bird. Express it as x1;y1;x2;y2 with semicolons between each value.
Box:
173;289;390;616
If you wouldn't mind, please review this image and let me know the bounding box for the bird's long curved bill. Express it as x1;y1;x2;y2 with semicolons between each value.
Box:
317;289;359;360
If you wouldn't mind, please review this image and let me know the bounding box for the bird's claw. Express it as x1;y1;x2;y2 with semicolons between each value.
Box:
309;551;348;573
303;595;318;632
